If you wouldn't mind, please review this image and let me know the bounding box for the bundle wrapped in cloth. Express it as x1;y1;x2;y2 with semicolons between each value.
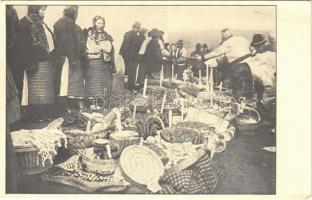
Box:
159;154;219;194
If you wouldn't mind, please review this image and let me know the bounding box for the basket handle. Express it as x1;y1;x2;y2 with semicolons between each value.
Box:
243;107;261;122
93;95;105;110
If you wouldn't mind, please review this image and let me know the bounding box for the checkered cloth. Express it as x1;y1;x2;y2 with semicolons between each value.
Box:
159;155;219;194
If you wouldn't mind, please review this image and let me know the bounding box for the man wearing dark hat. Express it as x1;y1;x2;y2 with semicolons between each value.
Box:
202;43;210;55
54;5;86;111
119;21;143;91
173;39;187;80
245;33;276;100
250;33;267;54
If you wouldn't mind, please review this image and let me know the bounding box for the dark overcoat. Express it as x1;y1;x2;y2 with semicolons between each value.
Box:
53;16;85;97
143;39;163;73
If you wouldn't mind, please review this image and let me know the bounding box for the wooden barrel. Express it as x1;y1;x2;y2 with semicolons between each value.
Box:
85;59;113;99
28;61;55;105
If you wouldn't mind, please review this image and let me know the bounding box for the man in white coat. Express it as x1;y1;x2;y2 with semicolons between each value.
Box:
199;28;251;85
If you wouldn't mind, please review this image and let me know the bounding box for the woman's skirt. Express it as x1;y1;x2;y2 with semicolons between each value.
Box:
27;61;55;105
85;59;113;100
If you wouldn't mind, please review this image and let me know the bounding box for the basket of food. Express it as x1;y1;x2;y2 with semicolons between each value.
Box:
11;129;67;175
160;127;204;144
62;108;123;155
144;86;167;99
130;95;150;113
234;107;262;134
135;115;165;139
81;144;119;175
109;131;141;156
63;129;109;155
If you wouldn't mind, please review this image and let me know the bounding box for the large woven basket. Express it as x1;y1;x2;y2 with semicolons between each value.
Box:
234;107;262;135
109;131;141;156
14;145;53;175
81;148;118;175
63;128;111;155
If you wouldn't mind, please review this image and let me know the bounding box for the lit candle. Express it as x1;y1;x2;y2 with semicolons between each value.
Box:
161;94;167;114
143;78;147;97
199;69;202;86
219;81;223;92
133;105;137;119
106;144;112;159
135;65;139;85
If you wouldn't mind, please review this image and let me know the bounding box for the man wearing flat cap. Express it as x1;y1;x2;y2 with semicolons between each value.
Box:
119;21;144;91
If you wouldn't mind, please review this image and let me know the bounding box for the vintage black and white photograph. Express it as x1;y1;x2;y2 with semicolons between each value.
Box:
6;4;277;194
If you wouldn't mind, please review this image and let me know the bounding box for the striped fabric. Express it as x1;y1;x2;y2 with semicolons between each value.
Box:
27;61;55;105
85;58;113;99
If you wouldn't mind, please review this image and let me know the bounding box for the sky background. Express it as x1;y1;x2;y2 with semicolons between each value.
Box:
13;5;276;71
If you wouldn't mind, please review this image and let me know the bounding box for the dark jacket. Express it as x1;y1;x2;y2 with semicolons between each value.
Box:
143;39;162;73
17;16;51;71
54;16;85;67
119;30;141;62
53;15;85;97
6;6;20;58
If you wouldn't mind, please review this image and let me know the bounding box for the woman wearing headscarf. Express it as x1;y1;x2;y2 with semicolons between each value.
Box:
17;5;57;121
143;29;163;80
82;16;116;108
54;6;86;111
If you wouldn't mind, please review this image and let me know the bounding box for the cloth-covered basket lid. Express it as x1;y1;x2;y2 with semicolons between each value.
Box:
119;145;164;188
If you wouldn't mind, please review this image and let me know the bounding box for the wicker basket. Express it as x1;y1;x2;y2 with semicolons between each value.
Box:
63;128;111;155
14;145;53;175
234;107;262;135
109;131;141;156
81;148;118;175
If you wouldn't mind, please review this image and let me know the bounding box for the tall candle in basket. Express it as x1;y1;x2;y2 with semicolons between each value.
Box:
143;79;147;97
199;69;202;86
